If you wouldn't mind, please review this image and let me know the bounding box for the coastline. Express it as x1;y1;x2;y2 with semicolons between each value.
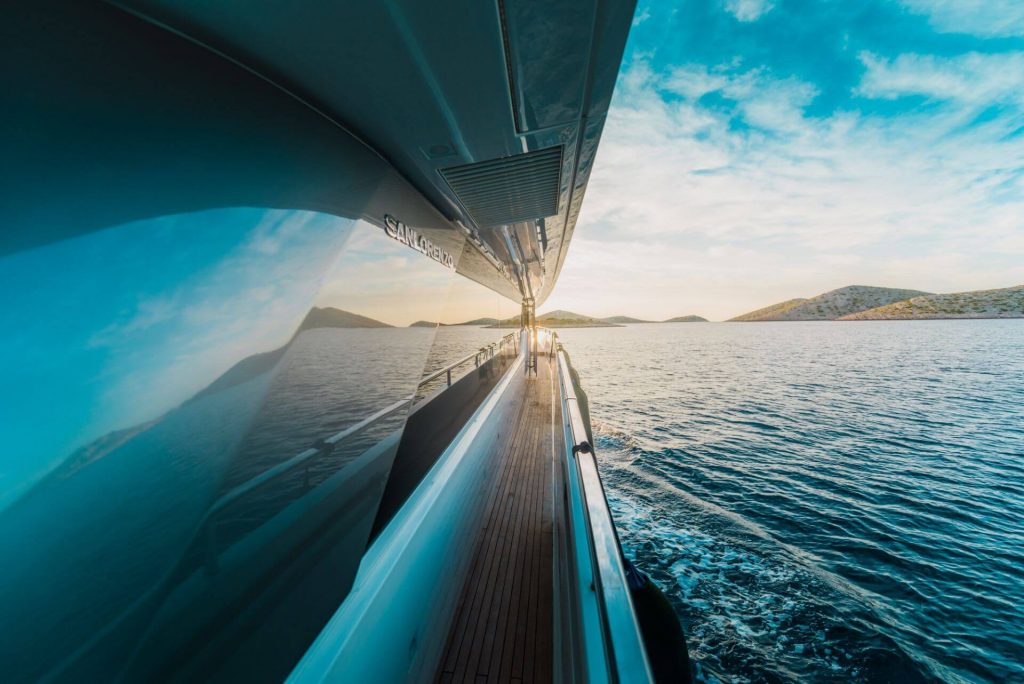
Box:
485;322;623;329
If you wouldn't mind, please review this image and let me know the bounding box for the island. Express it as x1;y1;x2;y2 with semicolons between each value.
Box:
487;309;622;328
601;315;652;324
840;285;1024;320
599;315;708;323
662;315;708;323
298;307;393;330
728;284;1023;321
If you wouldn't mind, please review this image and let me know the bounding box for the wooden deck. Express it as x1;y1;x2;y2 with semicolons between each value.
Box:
436;357;559;684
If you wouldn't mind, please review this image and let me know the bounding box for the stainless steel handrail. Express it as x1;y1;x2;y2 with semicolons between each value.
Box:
555;339;654;682
418;331;518;389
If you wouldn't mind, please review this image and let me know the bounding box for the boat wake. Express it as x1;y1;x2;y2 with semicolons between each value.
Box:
593;422;939;683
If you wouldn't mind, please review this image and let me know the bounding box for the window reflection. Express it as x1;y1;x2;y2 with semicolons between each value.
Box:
0;209;354;507
0;212;470;681
1;5;525;679
416;278;520;399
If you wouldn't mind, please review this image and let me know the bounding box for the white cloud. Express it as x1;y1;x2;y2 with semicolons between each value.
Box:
663;65;729;100
543;59;1024;320
899;0;1024;38
662;64;820;136
858;51;1024;106
725;0;774;22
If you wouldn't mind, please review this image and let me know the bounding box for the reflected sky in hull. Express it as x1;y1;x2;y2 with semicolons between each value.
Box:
0;209;356;506
0;4;526;678
0;207;519;680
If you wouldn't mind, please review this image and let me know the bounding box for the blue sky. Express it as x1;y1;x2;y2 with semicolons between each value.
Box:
545;0;1024;320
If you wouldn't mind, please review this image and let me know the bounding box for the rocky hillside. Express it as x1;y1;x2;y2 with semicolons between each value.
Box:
730;286;931;321
299;307;392;330
663;315;708;323
841;285;1024;320
729;298;808;321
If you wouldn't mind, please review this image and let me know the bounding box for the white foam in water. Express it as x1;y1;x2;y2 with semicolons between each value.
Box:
604;462;864;682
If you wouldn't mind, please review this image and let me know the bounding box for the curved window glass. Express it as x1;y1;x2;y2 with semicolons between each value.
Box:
0;209;520;681
1;5;523;679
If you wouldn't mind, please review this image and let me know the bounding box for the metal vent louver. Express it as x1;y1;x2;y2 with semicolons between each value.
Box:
440;146;562;227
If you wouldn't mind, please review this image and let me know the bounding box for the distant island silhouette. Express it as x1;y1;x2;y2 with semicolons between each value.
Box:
407;318;501;327
298;286;1024;330
292;287;1024;329
298;307;713;329
662;315;708;323
486;310;708;328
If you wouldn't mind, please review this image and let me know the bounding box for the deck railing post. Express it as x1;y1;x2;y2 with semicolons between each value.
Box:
419;342;517;396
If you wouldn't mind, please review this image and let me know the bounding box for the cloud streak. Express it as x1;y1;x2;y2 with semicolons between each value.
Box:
724;0;774;23
899;0;1024;38
858;51;1024;106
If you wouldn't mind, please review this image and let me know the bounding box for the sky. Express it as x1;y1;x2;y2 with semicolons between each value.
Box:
313;222;518;328
0;210;524;505
543;0;1024;321
0;209;355;505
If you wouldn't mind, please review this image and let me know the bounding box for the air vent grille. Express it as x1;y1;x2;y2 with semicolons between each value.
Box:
440;146;562;227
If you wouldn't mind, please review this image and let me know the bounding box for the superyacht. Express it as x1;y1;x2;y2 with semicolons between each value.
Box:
0;1;689;682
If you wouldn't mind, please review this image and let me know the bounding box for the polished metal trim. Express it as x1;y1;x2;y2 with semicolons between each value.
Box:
418;332;518;391
554;337;654;683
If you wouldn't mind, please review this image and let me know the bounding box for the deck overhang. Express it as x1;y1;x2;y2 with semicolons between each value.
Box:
113;0;636;305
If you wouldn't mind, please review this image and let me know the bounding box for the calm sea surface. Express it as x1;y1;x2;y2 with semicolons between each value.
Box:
555;321;1024;684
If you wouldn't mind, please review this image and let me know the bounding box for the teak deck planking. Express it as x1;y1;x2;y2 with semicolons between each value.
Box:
436;358;559;684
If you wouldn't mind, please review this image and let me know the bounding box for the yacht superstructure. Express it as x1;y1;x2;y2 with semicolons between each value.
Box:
0;1;688;681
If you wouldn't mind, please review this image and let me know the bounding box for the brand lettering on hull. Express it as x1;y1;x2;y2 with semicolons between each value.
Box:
383;215;456;269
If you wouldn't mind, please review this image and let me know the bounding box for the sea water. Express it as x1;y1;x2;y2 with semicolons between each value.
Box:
555;321;1024;683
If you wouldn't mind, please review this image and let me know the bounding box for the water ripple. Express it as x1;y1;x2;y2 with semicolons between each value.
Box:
557;321;1024;683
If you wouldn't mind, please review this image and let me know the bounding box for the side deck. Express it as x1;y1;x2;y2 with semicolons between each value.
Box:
436;357;561;684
